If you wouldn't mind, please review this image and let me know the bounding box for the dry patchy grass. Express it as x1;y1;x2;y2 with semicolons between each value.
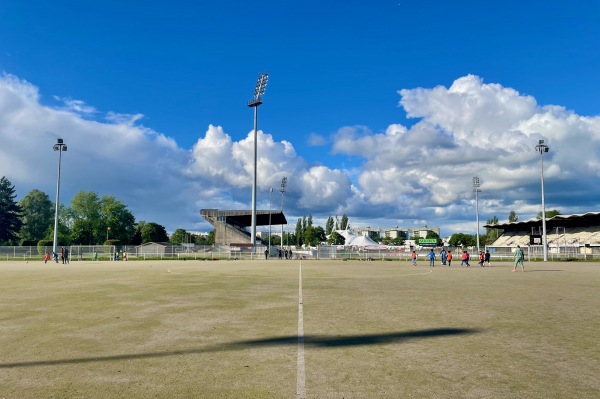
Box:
0;259;598;398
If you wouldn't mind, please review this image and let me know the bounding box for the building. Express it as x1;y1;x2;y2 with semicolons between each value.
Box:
351;226;441;241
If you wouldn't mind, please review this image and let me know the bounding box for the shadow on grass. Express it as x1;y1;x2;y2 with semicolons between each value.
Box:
528;270;563;272
0;327;480;369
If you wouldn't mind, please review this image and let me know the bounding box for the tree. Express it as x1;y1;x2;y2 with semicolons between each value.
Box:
304;225;326;247
448;233;476;247
537;210;561;220
381;236;405;246
18;189;53;243
68;191;102;244
0;177;23;244
67;191;135;245
508;211;519;223
44;203;70;245
327;231;345;245
282;232;295;247
141;222;169;243
269;234;281;246
426;231;443;246
170;228;188;244
206;230;215;245
101;195;136;244
340;214;349;230
295;218;303;246
485;216;501;245
325;216;334;235
131;221;146;245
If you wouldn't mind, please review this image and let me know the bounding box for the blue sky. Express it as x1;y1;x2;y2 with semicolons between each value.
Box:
1;0;599;236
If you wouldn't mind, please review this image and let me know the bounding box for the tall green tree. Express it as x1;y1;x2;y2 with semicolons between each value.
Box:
325;216;334;235
68;191;135;244
0;177;23;244
68;191;102;244
295;218;304;246
131;221;146;245
101;195;135;244
18;189;53;243
508;210;519;223
141;222;169;243
340;214;349;230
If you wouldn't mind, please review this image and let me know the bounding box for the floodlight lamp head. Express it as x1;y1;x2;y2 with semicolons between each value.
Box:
280;176;287;193
53;138;67;151
253;73;268;97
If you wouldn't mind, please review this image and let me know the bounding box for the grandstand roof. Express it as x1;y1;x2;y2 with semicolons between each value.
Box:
200;209;287;227
484;212;600;230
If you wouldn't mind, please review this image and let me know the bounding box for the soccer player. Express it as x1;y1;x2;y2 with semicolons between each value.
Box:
513;245;525;272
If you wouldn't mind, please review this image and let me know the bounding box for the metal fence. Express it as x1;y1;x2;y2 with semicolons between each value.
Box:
1;244;599;262
486;245;600;261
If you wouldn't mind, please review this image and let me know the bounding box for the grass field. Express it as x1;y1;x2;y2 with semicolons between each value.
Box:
0;259;599;398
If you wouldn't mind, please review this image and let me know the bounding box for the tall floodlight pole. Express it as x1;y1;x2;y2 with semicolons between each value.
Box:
535;139;550;261
52;138;67;255
247;73;268;249
473;177;481;253
280;177;287;251
268;187;273;254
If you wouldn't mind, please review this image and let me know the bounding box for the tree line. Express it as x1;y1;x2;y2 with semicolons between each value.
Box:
0;176;213;247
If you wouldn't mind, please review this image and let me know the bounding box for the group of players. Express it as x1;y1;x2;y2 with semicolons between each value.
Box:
410;246;526;271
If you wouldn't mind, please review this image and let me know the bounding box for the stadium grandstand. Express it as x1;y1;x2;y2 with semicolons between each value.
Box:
200;209;287;246
485;212;600;259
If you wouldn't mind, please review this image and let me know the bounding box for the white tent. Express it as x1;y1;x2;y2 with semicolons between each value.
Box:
347;235;379;247
334;230;385;248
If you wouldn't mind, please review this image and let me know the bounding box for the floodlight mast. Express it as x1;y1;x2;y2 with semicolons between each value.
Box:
247;73;268;249
473;176;481;253
280;177;287;251
268;187;273;254
52;138;67;256
535;139;550;262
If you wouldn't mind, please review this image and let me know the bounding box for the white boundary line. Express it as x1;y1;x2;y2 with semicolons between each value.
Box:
297;260;306;399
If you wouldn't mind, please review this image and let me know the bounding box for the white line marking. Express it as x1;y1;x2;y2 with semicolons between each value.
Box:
297;261;306;399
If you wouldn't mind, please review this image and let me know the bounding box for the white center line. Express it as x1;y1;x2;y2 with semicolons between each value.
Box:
297;261;306;399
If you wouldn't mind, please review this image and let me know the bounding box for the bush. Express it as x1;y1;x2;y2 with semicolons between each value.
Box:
21;240;37;246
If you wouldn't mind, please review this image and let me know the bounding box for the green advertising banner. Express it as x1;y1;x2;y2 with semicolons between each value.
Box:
419;239;438;244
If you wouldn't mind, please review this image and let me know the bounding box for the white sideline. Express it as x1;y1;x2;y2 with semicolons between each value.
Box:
297;261;306;399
